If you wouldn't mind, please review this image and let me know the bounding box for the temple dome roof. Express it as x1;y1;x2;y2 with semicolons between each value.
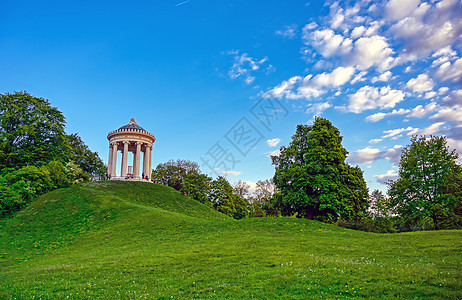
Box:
107;118;155;141
118;118;145;131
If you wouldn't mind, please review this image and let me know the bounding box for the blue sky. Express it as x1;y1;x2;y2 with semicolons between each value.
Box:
1;0;461;192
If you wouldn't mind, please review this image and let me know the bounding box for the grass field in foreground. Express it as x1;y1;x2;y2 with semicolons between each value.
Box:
0;181;461;299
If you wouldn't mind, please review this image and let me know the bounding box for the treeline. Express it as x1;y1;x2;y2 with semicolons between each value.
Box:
270;118;462;232
152;117;461;232
0;92;106;216
151;160;277;219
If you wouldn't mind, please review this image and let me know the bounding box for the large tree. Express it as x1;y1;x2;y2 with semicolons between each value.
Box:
66;133;105;178
388;135;462;230
272;117;369;223
0;91;68;170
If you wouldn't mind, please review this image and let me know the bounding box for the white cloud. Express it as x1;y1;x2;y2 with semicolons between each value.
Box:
268;66;355;100
375;170;399;184
266;138;281;148
369;138;384;144
350;26;366;39
408;102;438;118
382;122;445;140
222;171;242;176
305;102;332;115
308;28;353;57
414;122;446;135
350;35;396;71
385;0;421;21
430;106;462;123
226;51;268;84
310;66;356;88
347;86;405;113
382;127;415;139
365;108;409;122
267;76;302;99
348;145;404;165
351;71;367;84
276;24;298;39
388;0;462;58
383;145;403;164
372;71;392;83
365;112;387;122
348;147;382;164
406;74;434;92
436;58;462;83
265;149;281;157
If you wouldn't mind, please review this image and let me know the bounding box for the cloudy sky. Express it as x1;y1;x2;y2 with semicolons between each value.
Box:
1;0;461;192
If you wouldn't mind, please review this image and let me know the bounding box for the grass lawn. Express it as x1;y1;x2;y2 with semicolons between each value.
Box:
1;181;461;299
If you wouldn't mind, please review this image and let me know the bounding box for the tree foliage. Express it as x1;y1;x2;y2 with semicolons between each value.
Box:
0;91;106;216
0;91;68;170
388;135;462;230
66;133;105;178
272;117;369;223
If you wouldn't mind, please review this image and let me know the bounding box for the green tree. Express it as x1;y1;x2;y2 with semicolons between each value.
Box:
210;176;248;219
388;135;462;230
66;133;105;178
152;159;201;190
249;179;279;217
0;91;68;170
180;173;212;204
369;189;390;219
272;117;369;223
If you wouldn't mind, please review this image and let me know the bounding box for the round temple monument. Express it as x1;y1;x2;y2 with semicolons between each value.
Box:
107;118;156;181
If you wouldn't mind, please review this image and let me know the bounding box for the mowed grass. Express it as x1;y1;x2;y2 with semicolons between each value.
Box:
0;182;461;299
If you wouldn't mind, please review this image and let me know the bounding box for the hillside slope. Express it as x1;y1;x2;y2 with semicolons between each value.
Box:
0;181;461;299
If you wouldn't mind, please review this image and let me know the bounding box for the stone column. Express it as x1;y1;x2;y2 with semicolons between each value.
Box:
142;147;148;180
121;141;129;178
108;144;113;177
111;142;118;177
134;142;142;179
145;145;152;181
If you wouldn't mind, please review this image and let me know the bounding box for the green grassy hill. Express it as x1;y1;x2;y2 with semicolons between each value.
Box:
1;181;461;299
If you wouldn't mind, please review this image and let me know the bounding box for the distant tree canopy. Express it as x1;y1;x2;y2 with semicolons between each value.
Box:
272;117;369;223
0;91;106;216
152;159;249;219
388;135;462;230
67;133;105;178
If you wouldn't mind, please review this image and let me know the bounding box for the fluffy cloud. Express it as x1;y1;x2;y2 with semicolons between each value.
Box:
436;58;462;83
348;145;403;165
383;145;403;164
375;170;399;184
382;122;446;140
430;106;462;123
267;66;355;100
372;71;392;83
305;102;332;115
365;108;409;122
348;147;382;164
226;50;268;84
347;86;405;113
351;35;396;71
385;0;421;21
407;102;438;118
406;74;434;92
310;66;356;88
307;28;353;57
222;170;242;176
276;24;298;39
388;0;462;58
266;138;281;147
265;149;281;157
